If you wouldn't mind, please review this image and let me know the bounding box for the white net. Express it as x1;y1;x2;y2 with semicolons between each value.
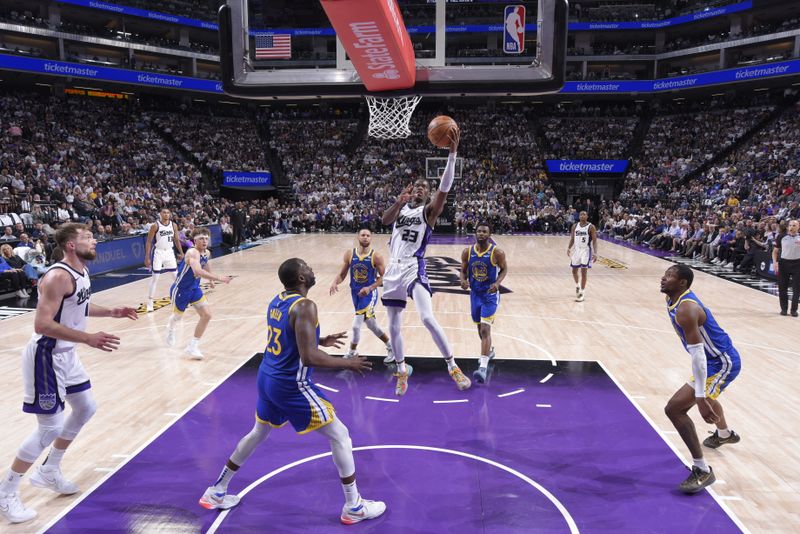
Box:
365;95;422;140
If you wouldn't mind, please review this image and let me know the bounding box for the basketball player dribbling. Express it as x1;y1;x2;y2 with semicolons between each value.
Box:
380;123;471;396
567;211;597;302
329;228;394;364
199;258;385;525
661;265;742;494
144;208;184;312
0;224;137;524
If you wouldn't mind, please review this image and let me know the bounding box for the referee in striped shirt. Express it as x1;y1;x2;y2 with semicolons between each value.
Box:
772;219;800;317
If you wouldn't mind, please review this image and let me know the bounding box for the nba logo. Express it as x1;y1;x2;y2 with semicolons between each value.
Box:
503;5;526;54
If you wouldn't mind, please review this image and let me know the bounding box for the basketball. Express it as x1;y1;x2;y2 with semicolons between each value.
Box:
427;115;458;148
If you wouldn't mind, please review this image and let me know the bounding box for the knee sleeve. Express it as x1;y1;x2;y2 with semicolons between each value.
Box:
351;314;365;346
18;412;66;464
317;419;354;478
364;317;385;339
387;307;404;362
229;421;271;467
61;390;98;441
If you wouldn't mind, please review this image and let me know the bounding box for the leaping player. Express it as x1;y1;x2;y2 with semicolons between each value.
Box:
329;228;394;364
144;208;184;312
460;222;507;384
380;123;471;396
567;211;597;302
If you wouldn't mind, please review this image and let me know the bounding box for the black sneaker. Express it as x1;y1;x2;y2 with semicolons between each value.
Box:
780;310;788;316
703;430;741;449
679;466;716;494
792;311;799;317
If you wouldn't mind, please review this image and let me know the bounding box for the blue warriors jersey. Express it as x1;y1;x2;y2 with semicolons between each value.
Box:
174;249;208;292
259;292;321;382
349;248;377;290
468;244;498;294
667;290;738;360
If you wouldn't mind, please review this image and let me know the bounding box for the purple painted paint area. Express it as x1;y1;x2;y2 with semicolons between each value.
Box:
428;234;476;245
48;359;740;533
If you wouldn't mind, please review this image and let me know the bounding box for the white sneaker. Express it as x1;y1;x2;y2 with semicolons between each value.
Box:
29;465;79;495
198;487;240;510
166;327;177;347
343;350;358;360
146;299;154;312
340;498;386;525
576;291;585;302
186;345;204;360
383;345;394;365
0;492;37;523
575;286;580;296
15;289;28;298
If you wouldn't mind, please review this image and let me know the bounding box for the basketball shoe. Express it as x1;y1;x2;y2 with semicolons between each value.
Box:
703;430;740;449
29;465;79;495
0;492;36;523
166;326;177;347
186;345;204;360
146;299;154;313
576;290;585;302
340;498;386;525
450;366;471;390
199;487;240;510
394;364;413;396
679;466;715;494
383;344;395;365
343;349;358;359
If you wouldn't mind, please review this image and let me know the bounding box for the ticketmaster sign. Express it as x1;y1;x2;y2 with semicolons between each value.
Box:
546;160;629;173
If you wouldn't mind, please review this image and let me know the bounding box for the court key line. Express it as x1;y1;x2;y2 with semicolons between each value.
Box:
365;396;399;403
206;444;580;534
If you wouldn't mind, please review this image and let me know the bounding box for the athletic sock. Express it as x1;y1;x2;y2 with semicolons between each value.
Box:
342;480;360;508
444;357;458;372
189;337;200;348
0;469;23;494
478;355;489;369
396;361;407;374
43;446;66;469
693;458;710;473
212;465;238;492
717;428;731;439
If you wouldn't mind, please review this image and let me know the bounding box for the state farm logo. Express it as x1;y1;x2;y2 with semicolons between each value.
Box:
373;69;400;79
350;21;397;73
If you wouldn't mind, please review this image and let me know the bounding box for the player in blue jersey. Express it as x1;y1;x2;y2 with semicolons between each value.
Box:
165;227;231;360
330;228;394;364
199;258;385;525
661;264;742;494
460;222;507;384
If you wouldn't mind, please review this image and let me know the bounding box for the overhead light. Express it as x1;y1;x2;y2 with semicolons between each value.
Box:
193;98;206;102
712;93;725;96
286;103;297;106
75;86;102;90
753;87;769;91
219;100;240;105
35;83;52;87
120;91;135;95
634;99;646;102
259;104;270;107
501;101;522;104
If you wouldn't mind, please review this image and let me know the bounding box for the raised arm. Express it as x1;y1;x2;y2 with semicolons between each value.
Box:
425;127;461;227
330;250;352;295
382;184;413;225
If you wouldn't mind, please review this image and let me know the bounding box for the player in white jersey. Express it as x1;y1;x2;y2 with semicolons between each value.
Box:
567;211;597;302
380;126;471;396
144;208;184;312
0;223;137;524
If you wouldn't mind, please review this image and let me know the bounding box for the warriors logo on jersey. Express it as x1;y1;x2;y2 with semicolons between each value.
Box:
350;249;378;318
468;244;500;324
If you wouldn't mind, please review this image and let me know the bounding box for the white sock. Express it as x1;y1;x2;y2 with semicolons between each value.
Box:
478;355;489;369
342;480;360;508
43;446;67;469
168;314;179;329
212;465;237;492
397;361;407;374
444;357;458;372
0;469;24;494
385;341;392;350
189;337;200;348
693;458;710;473
717;428;731;439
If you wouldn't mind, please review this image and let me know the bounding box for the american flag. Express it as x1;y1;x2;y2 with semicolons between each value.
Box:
255;33;291;59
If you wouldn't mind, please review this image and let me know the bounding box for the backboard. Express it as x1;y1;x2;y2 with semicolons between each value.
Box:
219;0;568;99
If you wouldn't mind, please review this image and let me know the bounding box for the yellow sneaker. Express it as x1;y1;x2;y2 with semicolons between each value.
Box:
449;366;471;390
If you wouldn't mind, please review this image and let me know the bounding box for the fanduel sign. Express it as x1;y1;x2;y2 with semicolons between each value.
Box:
546;160;629;173
222;171;273;187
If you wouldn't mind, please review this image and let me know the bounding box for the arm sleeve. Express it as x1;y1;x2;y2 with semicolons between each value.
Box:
438;153;457;193
687;343;707;398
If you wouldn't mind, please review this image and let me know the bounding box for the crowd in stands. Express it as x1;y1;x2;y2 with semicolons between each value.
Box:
2;87;800;300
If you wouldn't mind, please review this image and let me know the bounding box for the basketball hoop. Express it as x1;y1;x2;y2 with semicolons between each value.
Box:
365;95;422;140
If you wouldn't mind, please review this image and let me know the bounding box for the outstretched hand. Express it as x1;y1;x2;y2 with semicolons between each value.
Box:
448;125;461;153
398;183;414;203
320;331;347;348
111;307;138;320
346;355;373;376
